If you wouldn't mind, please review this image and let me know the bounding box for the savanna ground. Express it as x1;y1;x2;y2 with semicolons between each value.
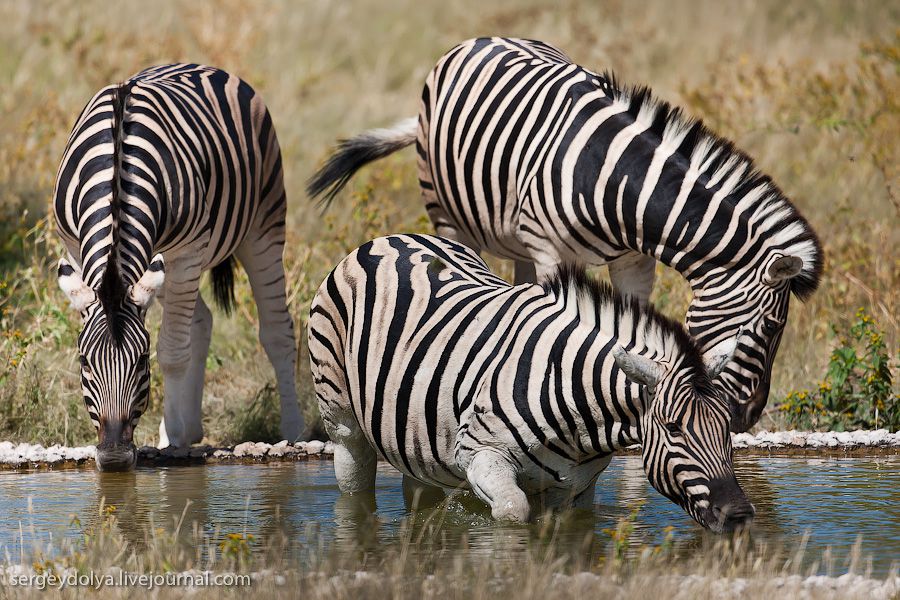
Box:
0;1;898;444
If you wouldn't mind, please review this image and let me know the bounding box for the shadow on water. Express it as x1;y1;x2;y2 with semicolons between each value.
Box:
0;455;897;576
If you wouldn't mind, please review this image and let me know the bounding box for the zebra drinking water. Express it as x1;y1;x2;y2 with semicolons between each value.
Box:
54;64;303;470
308;234;754;531
307;37;823;433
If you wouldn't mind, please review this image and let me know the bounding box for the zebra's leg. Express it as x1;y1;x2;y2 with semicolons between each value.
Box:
183;294;213;441
329;420;377;494
159;294;212;446
402;475;446;511
466;450;529;522
311;367;377;493
572;475;600;510
513;261;537;284
608;253;657;306
235;239;304;442
156;255;206;448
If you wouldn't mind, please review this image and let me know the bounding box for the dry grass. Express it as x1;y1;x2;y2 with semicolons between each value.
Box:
1;499;893;599
0;0;897;445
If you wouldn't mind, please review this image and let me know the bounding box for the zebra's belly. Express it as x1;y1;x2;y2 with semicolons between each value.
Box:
371;423;467;489
349;383;468;489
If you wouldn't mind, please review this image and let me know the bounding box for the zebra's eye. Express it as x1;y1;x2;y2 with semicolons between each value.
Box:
665;422;682;437
80;355;92;377
761;318;781;336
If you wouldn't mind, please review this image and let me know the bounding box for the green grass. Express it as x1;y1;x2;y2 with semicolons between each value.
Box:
0;0;898;446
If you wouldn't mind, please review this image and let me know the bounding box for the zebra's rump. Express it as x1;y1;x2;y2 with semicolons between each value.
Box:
53;63;283;288
420;37;622;262
310;234;551;487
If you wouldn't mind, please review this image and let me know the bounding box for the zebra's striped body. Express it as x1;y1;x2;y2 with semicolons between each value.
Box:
309;234;753;530
55;64;303;469
307;37;824;433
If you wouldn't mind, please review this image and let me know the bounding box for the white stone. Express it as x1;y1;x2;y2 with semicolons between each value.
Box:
305;440;325;455
232;442;254;457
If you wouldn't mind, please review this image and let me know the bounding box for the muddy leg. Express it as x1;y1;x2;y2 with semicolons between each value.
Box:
466;450;529;522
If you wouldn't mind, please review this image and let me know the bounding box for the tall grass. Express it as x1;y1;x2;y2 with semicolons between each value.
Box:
0;0;897;445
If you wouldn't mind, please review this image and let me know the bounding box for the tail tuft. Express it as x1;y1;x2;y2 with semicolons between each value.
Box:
211;256;236;315
306;117;418;208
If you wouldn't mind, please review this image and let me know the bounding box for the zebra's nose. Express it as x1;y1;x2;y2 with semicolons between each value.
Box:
715;502;756;531
96;445;137;471
96;418;137;471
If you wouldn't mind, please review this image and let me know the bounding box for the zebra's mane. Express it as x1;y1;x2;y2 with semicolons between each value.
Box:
600;72;823;301
543;266;716;396
96;82;131;346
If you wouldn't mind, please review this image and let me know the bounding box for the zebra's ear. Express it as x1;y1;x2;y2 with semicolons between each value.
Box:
57;258;96;313
703;332;740;379
765;255;803;285
128;254;165;308
612;345;664;389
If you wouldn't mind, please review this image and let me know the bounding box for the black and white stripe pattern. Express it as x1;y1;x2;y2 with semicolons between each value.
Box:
54;64;303;469
309;234;754;531
307;37;824;433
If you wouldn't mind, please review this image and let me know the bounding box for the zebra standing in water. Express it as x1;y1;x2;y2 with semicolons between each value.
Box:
55;64;303;470
309;234;754;530
307;37;823;432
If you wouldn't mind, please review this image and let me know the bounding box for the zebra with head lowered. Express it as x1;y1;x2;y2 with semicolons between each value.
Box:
307;37;824;433
54;64;304;470
309;234;754;531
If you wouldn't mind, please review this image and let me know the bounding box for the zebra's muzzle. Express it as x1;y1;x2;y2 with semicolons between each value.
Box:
96;445;137;471
711;501;755;532
96;420;137;471
703;476;755;533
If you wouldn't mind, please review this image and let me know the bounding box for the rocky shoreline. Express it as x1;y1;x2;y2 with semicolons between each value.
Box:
0;439;336;470
1;429;898;470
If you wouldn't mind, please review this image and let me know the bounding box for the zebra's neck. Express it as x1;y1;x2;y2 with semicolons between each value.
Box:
543;270;698;454
566;79;819;292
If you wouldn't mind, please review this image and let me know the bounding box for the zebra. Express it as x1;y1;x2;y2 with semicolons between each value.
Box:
306;37;824;433
54;64;304;470
308;233;754;531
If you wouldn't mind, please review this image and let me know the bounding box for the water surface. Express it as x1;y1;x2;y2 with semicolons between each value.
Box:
1;455;897;576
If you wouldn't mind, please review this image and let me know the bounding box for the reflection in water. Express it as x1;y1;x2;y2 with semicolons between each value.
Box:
93;468;212;549
733;457;783;535
333;492;379;553
0;456;897;577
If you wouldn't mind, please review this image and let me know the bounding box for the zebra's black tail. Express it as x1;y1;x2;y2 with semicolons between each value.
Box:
306;117;418;208
211;256;237;316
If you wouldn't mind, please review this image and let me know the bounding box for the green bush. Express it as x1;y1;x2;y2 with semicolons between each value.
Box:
777;308;898;431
